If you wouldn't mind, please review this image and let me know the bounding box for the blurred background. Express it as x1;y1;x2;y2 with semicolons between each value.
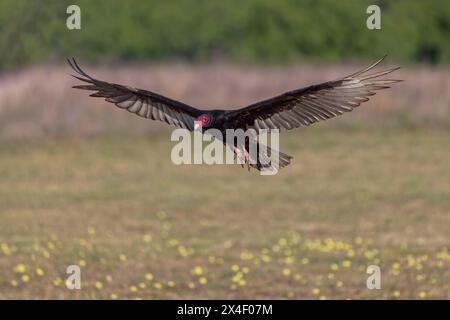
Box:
0;0;449;299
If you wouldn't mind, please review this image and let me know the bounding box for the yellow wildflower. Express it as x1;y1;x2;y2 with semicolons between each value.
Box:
192;266;203;276
145;273;154;281
282;268;291;276
154;282;162;289
14;264;27;273
143;234;152;243
1;243;11;255
342;260;352;268
36;268;44;276
53;277;62;286
129;285;138;292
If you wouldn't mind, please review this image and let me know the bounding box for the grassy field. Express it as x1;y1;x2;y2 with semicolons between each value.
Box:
0;127;449;299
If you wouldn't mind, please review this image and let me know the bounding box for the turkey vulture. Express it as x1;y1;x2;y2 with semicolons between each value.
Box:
68;56;400;172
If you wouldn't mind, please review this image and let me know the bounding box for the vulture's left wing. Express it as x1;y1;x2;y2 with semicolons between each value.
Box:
68;58;203;130
223;56;401;131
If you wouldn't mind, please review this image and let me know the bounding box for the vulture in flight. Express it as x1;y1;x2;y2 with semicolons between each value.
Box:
68;56;400;172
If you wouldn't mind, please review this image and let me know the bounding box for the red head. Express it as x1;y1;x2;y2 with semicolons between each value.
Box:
194;114;212;130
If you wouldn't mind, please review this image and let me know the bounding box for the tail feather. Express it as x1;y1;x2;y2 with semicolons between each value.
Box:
250;144;292;172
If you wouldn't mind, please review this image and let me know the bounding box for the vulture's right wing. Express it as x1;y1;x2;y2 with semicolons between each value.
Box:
68;58;203;130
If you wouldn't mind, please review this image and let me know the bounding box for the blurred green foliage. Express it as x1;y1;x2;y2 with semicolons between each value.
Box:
0;0;449;70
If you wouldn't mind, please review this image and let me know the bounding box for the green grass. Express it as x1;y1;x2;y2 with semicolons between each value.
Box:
0;127;449;299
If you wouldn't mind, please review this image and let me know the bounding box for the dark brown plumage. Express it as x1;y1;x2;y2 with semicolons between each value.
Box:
69;56;401;171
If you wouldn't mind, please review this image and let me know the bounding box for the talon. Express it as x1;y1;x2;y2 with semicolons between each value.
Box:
244;147;251;171
233;145;252;171
233;146;245;165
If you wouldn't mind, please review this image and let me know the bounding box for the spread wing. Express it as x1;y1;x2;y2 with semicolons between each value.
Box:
223;56;401;131
68;58;202;130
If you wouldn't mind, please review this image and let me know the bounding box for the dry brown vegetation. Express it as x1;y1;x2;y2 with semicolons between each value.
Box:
0;62;449;141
